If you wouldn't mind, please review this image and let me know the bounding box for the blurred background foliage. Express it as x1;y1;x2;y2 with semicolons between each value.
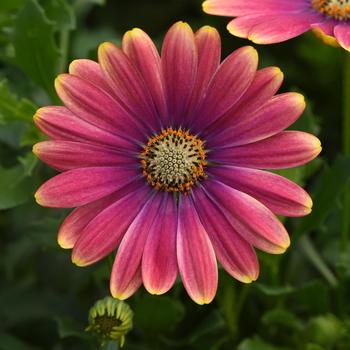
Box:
0;0;350;349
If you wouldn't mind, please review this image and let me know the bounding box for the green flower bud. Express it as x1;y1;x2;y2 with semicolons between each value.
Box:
86;296;133;347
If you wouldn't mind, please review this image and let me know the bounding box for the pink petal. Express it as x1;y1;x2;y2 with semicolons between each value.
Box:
311;20;339;47
98;42;160;131
33;141;135;171
203;0;309;16
72;185;152;266
213;92;305;147
193;187;259;283
206;66;283;141
55;74;146;142
35;166;140;208
111;266;143;301
209;166;313;217
192;46;258;131
68;59;113;94
186;26;221;125
161;21;197;127
210;131;322;169
142;192;178;295
227;13;316;44
177;195;218;305
204;180;290;254
334;23;350;52
122;28;168;126
33;106;138;152
110;193;163;299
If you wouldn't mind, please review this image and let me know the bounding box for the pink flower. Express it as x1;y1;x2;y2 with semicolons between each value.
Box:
33;22;321;304
203;0;350;51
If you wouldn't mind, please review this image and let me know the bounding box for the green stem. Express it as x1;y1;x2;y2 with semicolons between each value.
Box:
341;52;350;263
58;29;70;73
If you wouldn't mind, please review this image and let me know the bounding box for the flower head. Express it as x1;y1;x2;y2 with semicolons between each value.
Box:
86;296;133;347
33;22;321;304
202;0;350;51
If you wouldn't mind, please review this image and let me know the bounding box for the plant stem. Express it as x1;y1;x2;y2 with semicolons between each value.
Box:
58;29;70;73
341;52;350;264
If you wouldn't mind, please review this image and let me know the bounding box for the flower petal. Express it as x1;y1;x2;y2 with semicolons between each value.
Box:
209;166;313;217
72;185;152;266
122;28;168;126
210;131;322;169
193;46;258;131
212;92;305;147
186;26;221;125
55;74;146;142
334;23;350;52
204;180;290;254
177;195;218;304
33;141;135;171
110;193;162;299
142;192;178;295
33;106;138;151
35;166;140;208
193;187;259;282
161;21;197;127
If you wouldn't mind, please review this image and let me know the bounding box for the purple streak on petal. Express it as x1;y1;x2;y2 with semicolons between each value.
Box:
203;0;310;17
209;166;313;217
57;180;144;249
68;59;114;94
185;26;221;127
204;180;290;254
110;192;162;299
177;194;218;304
33;106;139;152
55;74;147;142
33;141;135;171
192;46;258;131
192;186;259;283
122;28;168;127
72;185;152;266
211;92;305;147
35;166;140;208
205;66;283;142
98;42;160;131
142;192;178;295
334;23;350;52
210;131;322;169
161;21;198;127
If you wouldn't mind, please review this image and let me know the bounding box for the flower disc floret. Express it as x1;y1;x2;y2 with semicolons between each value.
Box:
312;0;350;20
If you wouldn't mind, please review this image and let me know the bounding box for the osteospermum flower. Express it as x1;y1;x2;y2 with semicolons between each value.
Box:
33;22;321;305
202;0;350;51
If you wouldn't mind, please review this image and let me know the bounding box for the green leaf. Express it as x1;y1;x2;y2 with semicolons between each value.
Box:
262;309;304;331
255;283;296;296
0;79;37;123
295;156;350;238
238;337;285;350
0;332;40;350
13;0;60;100
55;316;91;340
41;0;76;31
17;152;38;176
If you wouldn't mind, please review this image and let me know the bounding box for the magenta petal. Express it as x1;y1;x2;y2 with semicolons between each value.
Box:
35;166;140;208
110;193;163;299
72;185;151;266
186;26;221;125
55;74;146;142
210;131;322;169
161;21;197;127
98;42;160;131
68;59;113;94
177;195;218;305
122;28;168;126
214;92;305;147
193;46;258;131
33;141;135;171
206;66;283;141
33;106;138;152
193;187;259;282
209;166;313;217
334;23;350;52
142;192;178;295
204;180;290;254
111;266;143;301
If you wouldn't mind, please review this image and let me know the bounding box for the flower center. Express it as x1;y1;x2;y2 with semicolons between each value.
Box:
312;0;350;20
141;128;207;193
